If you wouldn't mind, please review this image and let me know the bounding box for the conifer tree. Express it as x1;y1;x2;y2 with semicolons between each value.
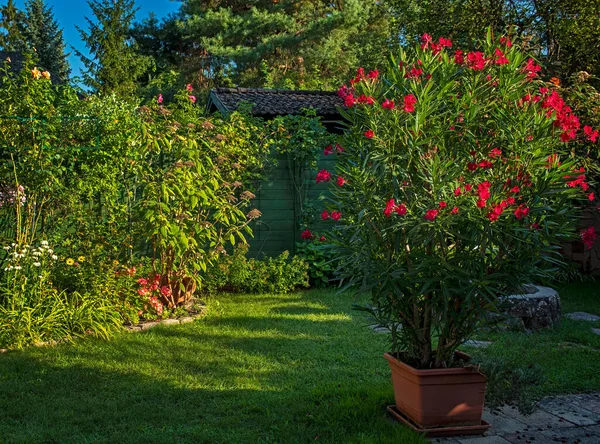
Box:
0;0;25;52
74;0;152;95
23;0;70;81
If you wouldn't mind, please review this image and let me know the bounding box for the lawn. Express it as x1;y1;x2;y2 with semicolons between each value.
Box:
0;289;425;444
467;281;600;396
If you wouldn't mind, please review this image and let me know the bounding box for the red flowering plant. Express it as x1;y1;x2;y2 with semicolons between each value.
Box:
327;32;597;369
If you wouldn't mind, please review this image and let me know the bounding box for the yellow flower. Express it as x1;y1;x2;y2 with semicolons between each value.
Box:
66;258;74;266
112;259;119;266
31;67;41;79
77;256;85;262
42;71;51;80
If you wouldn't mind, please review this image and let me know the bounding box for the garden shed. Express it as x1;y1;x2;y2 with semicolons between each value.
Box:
207;88;345;258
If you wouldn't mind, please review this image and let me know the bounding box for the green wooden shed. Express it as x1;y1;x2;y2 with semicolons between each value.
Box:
207;88;345;258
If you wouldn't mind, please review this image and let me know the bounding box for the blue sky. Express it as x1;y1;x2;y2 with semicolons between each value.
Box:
14;0;181;79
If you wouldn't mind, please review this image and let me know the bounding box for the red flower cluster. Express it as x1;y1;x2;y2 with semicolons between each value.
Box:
466;52;486;70
581;226;597;249
316;169;331;183
584;125;599;143
494;48;509;65
324;143;345;155
331;211;342;221
420;34;452;54
403;94;417;113
566;174;590;191
357;94;375;105
364;130;375;139
499;36;512;47
489;148;503;158
424;209;438;221
382;99;395;109
405;65;423;79
522;58;541;80
336;176;346;186
301;229;313;240
454;50;464;65
384;199;407;217
513;205;530;219
136;273;164;315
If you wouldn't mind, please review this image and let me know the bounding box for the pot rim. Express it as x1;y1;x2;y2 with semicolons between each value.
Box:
384;351;485;378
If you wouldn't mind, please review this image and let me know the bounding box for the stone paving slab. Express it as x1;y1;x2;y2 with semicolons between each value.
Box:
564;312;600;322
428;393;600;444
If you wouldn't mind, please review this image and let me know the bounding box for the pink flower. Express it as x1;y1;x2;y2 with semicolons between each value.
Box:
189;95;197;103
316;169;331;183
137;278;148;286
161;286;172;297
336;176;346;186
581;226;597;249
137;288;149;296
301;229;313;240
186;84;193;91
331;211;342;221
321;209;330;220
382;99;395;110
364;130;375;139
157;94;163;104
424;209;438;221
403;94;417;113
335;144;344;153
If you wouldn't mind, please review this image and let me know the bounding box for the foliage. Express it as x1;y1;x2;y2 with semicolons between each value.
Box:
22;0;70;82
74;0;153;96
295;238;334;287
0;0;25;52
204;244;309;294
473;355;544;415
326;32;597;369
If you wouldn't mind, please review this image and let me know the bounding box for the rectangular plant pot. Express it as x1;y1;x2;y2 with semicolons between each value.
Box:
384;351;487;429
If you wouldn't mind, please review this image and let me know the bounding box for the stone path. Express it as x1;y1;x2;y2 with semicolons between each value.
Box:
431;393;600;444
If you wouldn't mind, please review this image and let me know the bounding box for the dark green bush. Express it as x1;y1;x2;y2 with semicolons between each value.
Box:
205;244;309;294
296;240;335;287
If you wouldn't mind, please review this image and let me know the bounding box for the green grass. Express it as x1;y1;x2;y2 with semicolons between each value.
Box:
0;290;425;444
467;281;600;396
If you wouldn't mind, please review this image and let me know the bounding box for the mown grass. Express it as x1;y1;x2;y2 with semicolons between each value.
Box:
467;280;600;396
0;289;425;444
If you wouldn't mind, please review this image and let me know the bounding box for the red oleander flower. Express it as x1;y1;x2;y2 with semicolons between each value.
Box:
523;58;541;80
335;144;344;153
439;201;447;208
337;85;350;98
331;211;342;221
467;162;478;171
424;209;438;221
364;130;375;139
589;193;595;201
584;125;599;143
316;169;331;183
466;51;486;70
454;50;464;65
336;176;346;186
454;187;462;196
301;229;313;240
321;209;330;220
403;94;417;113
368;69;379;79
319;235;326;242
382;99;395;109
358;94;375;105
510;186;521;194
489;148;502;158
465;184;473;192
479;160;493;169
344;93;356;107
451;206;459;214
582;226;597;249
384;199;396;217
514;205;530;219
406;66;423;78
499;36;512;47
494;48;509;65
439;37;452;48
506;197;516;205
395;203;407;216
324;145;334;156
476;199;487;208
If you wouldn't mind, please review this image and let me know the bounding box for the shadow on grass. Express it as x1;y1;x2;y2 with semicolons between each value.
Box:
0;292;424;444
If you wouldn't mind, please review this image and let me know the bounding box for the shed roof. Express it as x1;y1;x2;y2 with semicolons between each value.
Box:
207;87;345;119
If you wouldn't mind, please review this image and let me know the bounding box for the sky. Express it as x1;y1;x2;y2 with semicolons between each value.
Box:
14;0;181;80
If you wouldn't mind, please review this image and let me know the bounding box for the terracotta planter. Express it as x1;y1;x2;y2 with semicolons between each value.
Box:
384;351;488;431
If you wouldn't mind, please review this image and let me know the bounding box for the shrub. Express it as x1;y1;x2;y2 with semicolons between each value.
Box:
325;32;597;368
296;239;335;287
204;244;309;294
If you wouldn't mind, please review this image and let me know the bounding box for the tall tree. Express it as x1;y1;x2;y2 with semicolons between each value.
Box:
0;0;25;52
23;0;70;81
178;0;394;90
74;0;152;95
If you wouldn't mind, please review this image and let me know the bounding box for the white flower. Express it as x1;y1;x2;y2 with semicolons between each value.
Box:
3;245;10;251
51;255;58;260
41;240;49;246
33;262;41;267
47;249;53;254
32;251;42;256
14;266;21;270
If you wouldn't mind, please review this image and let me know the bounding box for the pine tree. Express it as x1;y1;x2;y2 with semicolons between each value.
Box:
0;0;26;52
74;0;152;95
23;0;70;81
